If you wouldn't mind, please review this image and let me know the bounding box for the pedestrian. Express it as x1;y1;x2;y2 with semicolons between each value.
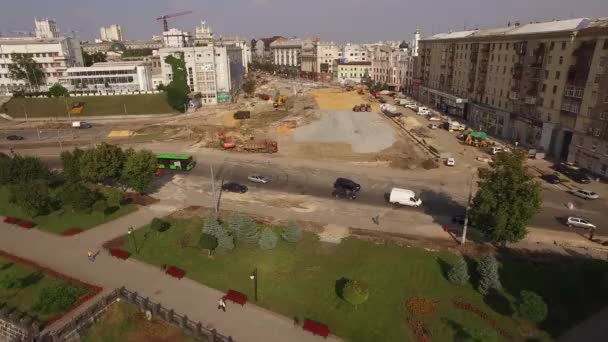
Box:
217;297;226;312
372;214;380;225
87;250;93;262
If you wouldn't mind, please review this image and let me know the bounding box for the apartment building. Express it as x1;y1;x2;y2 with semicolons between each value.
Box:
0;36;83;92
371;42;412;91
417;18;608;162
333;61;371;84
342;44;371;62
216;36;252;73
300;39;340;81
163;28;191;48
35;18;59;39
59;61;152;92
270;39;306;67
252;36;286;63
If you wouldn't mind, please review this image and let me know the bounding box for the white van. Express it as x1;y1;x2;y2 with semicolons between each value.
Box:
417;107;431;116
389;188;422;207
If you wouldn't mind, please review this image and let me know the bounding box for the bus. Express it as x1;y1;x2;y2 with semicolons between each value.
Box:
157;154;195;171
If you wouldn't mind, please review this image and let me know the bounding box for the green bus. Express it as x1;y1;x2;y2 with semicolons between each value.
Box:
157;154;195;171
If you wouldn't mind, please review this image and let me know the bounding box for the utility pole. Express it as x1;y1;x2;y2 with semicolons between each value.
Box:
210;164;219;218
22;104;27;122
461;171;475;245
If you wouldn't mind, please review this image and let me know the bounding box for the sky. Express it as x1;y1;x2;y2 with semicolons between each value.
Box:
0;0;606;43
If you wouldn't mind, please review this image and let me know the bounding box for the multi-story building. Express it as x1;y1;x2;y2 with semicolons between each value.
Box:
100;25;124;42
416;17;608;162
252;36;286;63
270;39;306;67
216;36;251;73
300;39;339;81
342;44;371;62
81;40;163;54
35;18;59;39
163;28;191;48
59;61;152;92
333;60;371;84
0;36;83;92
195;21;213;44
371;42;413;92
158;45;243;105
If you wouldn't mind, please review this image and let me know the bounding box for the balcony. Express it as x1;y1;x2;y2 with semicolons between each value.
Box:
563;86;584;99
509;92;519;100
524;96;536;105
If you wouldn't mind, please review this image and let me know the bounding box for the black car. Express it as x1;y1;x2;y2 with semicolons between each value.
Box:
332;187;358;200
452;214;466;225
222;182;248;193
571;172;591;184
542;173;561;184
6;135;24;141
334;178;361;192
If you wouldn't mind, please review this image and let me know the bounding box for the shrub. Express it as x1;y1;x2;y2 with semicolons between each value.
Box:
258;228;278;250
48;83;69;97
230;213;259;244
517;290;548;323
9;180;53;216
202;216;233;251
281;220;303;243
217;231;235;251
477;254;501;295
104;189;125;206
150;217;170;232
342;279;369;305
199;233;218;251
92;199;107;213
448;257;470;285
33;284;87;314
202;216;222;236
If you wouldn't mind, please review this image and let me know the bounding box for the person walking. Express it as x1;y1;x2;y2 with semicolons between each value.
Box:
87;250;93;262
217;297;226;312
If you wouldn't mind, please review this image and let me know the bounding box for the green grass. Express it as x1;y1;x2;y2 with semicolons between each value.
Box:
0;256;89;323
4;94;176;118
122;215;594;342
0;186;137;235
83;301;197;342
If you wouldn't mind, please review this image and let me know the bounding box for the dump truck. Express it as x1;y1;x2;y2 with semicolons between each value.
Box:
242;140;278;153
353;105;361;112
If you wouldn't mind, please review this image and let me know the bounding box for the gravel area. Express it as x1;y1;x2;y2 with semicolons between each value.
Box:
293;110;396;153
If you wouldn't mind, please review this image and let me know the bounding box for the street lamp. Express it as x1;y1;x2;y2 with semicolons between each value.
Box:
127;227;138;253
250;268;258;302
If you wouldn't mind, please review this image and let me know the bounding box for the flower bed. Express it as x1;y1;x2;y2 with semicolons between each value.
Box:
452;299;512;339
407;319;430;342
110;249;131;260
405;296;437;316
18;220;36;229
61;228;84;236
165;265;186;279
3;216;18;224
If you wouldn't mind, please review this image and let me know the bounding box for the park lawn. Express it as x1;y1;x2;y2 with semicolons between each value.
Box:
0;186;137;235
83;301;197;342
0;256;89;323
4;94;176;118
122;215;566;342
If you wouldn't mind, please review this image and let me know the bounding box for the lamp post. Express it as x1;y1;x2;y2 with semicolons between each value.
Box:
249;268;258;302
127;227;138;253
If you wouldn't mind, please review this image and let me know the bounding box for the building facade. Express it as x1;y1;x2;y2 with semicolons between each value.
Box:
100;25;124;42
35;18;59;39
0;37;83;92
217;36;251;73
163;28;191;48
59;61;152;92
342;44;371;62
195;21;213;44
300;39;339;81
81;40;163;54
270;39;306;67
333;61;371;84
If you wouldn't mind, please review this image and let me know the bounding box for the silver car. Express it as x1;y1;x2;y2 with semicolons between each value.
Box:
247;174;270;184
572;189;599;200
566;216;596;230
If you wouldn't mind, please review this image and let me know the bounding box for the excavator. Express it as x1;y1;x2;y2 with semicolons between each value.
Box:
273;94;288;109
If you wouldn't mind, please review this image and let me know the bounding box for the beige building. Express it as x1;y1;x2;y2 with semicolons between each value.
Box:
35;18;59;39
100;24;124;42
333;61;371;84
417;18;608;164
270;39;306;67
300;39;339;81
371;42;412;91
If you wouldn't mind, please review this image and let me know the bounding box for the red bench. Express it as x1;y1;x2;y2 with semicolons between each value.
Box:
224;289;247;305
165;265;186;279
110;249;131;260
3;217;18;224
303;319;330;338
17;220;35;229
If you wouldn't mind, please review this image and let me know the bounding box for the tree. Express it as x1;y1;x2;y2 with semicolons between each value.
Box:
229;213;259;244
199;233;218;251
517;290;548;323
60;148;84;183
164;54;190;112
469;151;542;245
150;217;170;233
82;50;106;67
0;155;50;185
281;220;303;243
258;228;278;250
121;150;158;193
9;180;54;216
477;255;501;295
8;53;45;90
121;48;153;58
80;143;126;184
60;182;99;212
202;215;223;236
342;279;369;306
242;79;256;96
48;83;69;97
202;216;233;251
448;257;470;285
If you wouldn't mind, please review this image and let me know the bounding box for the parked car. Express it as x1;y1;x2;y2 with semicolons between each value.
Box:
572;189;599;200
333;177;361;200
445;158;455;167
542;173;561;184
428;116;441;121
247;174;270;184
417;107;431;115
6;135;24;141
555;162;592;184
571;172;591;184
405;104;418;111
566;216;596;230
222;182;248;193
388;188;422;207
452;214;466;225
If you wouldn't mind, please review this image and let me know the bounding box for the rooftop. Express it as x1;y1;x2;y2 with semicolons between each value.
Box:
65;61;147;72
0;37;69;45
337;61;371;66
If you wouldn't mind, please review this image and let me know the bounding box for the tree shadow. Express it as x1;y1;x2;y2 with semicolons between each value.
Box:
419;190;466;241
17;271;44;289
335;277;349;299
437;258;453;281
104;206;119;216
441;318;474;340
483;288;514;316
0;262;14;271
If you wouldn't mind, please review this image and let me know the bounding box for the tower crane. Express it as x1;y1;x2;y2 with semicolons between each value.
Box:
156;11;193;32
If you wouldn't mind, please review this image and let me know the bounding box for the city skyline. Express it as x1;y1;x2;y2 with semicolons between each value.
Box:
0;0;606;42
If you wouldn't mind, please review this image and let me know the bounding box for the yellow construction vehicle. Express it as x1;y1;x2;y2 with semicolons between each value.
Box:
274;94;288;108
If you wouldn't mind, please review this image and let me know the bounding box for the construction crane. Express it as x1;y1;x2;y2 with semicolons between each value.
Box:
156;11;193;32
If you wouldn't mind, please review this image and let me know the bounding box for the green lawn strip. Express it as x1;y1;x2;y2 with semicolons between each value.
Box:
83;301;197;342
122;216;549;341
0;256;88;323
5;94;176;118
0;186;137;235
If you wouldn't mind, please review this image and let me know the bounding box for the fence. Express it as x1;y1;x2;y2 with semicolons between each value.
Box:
43;287;232;342
0;305;41;342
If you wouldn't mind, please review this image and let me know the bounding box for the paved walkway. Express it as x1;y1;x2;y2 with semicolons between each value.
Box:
0;209;340;342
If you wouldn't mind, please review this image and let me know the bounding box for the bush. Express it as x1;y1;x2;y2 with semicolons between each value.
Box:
61;182;99;212
33;284;87;314
9;180;54;216
199;233;218;251
0;155;50;185
104;189;125;206
48;83;69;97
230;213;259;244
281;220;303;243
202;216;233;251
477;255;501;295
150;217;170;233
92;199;107;213
202;216;222;236
517;290;548;323
342;279;369;306
448;257;470;285
258;228;278;250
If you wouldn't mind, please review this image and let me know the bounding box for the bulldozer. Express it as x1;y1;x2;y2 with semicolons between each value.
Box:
465;131;488;147
218;132;236;149
273;94;288;109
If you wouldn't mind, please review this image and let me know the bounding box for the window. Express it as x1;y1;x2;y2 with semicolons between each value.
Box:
550;42;555;50
551;99;554;109
555;71;560;80
562;41;567;50
548;56;552;64
503;66;506;74
559;56;563;65
553;85;557;94
542;84;547;92
545;70;549;78
604;95;608;103
604;40;608;49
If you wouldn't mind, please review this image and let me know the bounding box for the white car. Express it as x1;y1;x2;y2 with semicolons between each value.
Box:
446;158;455;166
566;216;596;229
417;107;431;116
405;104;418;111
428;116;441;121
247;174;270;184
572;189;599;200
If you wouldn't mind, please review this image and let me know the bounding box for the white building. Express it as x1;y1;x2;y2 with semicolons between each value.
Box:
301;39;339;81
371;42;412;91
341;44;371;62
217;36;251;73
0;37;83;92
100;25;124;42
195;21;213;44
333;61;371;84
158;45;243;105
270;39;306;67
35;18;59;39
163;28;191;48
59;61;152;92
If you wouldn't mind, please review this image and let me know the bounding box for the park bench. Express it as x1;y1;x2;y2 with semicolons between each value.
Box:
224;289;247;305
110;249;131;260
303;319;330;338
165;265;186;279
